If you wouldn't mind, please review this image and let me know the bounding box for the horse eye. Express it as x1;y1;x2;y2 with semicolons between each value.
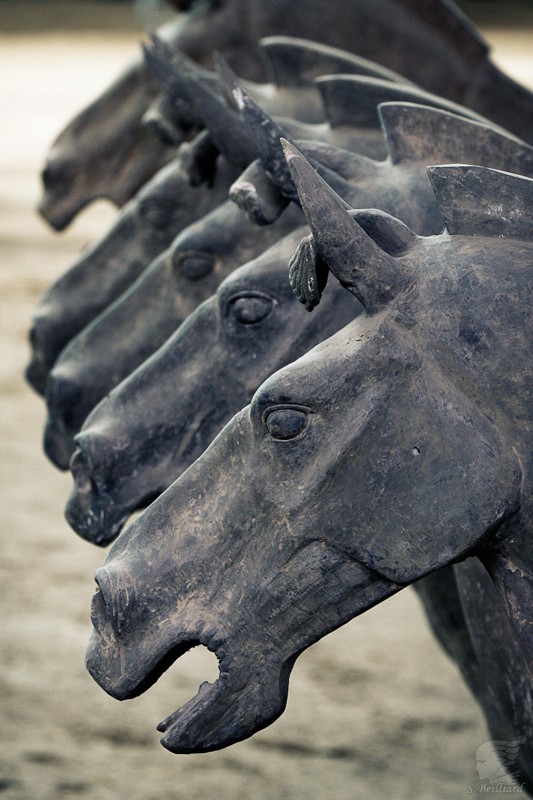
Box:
140;200;175;230
230;295;274;325
265;408;308;440
174;252;216;281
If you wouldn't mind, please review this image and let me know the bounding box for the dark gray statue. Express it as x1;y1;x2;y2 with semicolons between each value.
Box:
65;225;363;544
27;147;240;396
42;101;533;468
28;42;413;396
228;93;533;236
40;17;405;229
142;35;413;154
43;202;304;469
85;163;533;789
37;78;472;461
145;40;497;169
39;0;533;229
38;18;184;231
62;101;533;545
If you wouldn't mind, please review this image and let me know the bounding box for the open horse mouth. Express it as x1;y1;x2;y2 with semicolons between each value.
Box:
87;622;286;754
86;572;288;754
86;520;403;754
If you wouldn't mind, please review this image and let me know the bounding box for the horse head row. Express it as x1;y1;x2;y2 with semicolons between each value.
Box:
58;102;532;555
85;163;533;774
30;6;533;790
38;0;533;230
33;98;533;471
28;47;430;396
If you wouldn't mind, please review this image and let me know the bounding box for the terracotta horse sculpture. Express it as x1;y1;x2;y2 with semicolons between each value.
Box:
28;41;418;395
31;38;387;394
39;0;533;230
27;145;241;396
65;225;361;544
39;77;487;465
63;100;533;547
43;201;304;469
39;27;391;229
85;163;533;789
44;98;533;468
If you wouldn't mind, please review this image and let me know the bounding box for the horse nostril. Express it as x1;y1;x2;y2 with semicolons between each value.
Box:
26;319;55;395
94;566;138;636
46;373;83;418
28;314;55;360
94;569;107;600
29;324;38;349
91;569;116;635
70;447;94;494
90;581;106;633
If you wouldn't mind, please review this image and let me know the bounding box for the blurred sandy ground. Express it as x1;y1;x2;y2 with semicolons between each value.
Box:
0;4;532;799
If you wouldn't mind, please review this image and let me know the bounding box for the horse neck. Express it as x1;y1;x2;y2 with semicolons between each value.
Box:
455;558;533;787
480;507;533;683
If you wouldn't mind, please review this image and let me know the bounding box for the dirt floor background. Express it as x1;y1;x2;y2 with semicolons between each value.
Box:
0;5;532;799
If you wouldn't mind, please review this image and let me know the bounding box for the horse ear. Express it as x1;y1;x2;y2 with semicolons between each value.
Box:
428;165;533;241
181;75;258;169
283;140;415;312
288;208;417;310
349;209;418;255
142;36;178;91
233;85;379;200
142;37;217;131
380;102;533;168
212;52;242;111
258;36;408;87
143;34;212;91
232;85;297;198
226;87;362;226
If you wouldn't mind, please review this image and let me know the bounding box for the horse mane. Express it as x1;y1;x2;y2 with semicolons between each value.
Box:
428;165;533;240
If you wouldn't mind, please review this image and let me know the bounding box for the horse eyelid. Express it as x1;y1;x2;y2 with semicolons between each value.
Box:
260;404;312;425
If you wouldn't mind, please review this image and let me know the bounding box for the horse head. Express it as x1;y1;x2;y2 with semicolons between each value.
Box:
42;201;304;469
86;161;531;754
